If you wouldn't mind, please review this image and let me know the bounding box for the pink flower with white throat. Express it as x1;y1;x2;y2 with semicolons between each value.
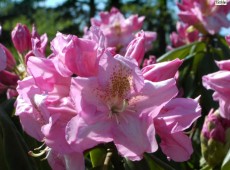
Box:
66;52;178;161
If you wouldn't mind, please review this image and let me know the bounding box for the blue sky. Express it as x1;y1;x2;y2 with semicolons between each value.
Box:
39;0;65;8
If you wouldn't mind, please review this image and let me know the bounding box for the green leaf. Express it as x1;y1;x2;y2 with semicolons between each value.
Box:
216;36;230;59
221;129;230;170
144;153;164;170
143;153;175;170
221;149;230;170
124;158;149;170
89;147;107;168
157;41;205;62
0;107;37;170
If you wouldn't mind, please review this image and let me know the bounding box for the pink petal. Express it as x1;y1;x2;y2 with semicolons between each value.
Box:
27;57;71;93
142;59;182;82
42;114;73;154
64;152;85;170
133;79;178;118
98;53;144;94
160;132;193;162
125;31;145;65
66;116;113;152
202;71;230;97
216;59;230;71
48;150;85;170
113;114;157;161
15;95;44;141
70;77;107;122
158;98;201;133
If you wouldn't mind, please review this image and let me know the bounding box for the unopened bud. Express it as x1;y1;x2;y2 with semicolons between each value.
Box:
0;43;16;71
11;23;32;54
201;109;230;167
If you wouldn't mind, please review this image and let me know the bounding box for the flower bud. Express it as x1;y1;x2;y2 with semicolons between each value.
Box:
225;35;230;46
11;23;32;54
201;109;230;168
0;45;6;71
0;43;16;71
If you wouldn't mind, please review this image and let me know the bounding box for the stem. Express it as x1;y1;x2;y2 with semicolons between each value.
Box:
102;149;113;170
145;153;176;170
17;52;25;66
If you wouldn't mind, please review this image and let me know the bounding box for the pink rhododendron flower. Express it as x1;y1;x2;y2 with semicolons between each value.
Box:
11;23;32;54
169;22;199;49
66;52;178;161
85;7;156;55
15;57;77;153
50;27;104;77
178;0;230;35
12;22;203;168
155;97;201;161
203;59;230;119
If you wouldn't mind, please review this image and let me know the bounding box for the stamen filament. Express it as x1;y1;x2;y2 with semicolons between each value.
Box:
28;146;49;158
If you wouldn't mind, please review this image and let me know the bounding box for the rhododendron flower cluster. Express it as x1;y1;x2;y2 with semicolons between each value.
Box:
1;0;230;168
84;7;157;55
178;0;230;35
13;23;201;169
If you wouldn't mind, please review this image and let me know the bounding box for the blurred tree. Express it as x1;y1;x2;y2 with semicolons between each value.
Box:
105;0;121;10
55;0;98;36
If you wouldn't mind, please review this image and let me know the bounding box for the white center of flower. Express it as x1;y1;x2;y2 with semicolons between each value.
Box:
104;65;133;123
